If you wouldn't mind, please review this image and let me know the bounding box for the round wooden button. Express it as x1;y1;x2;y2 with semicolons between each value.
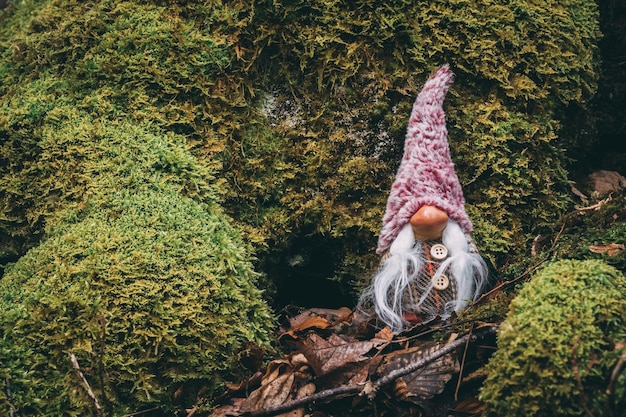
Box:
432;274;450;290
430;243;448;260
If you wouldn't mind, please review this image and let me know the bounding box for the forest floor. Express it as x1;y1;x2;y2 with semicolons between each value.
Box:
207;168;626;417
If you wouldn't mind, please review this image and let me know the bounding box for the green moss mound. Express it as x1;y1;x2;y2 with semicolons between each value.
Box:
0;116;274;415
480;260;626;416
0;3;277;411
0;0;235;257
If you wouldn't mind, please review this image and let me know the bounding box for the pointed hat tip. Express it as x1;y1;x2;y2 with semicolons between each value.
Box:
412;65;454;110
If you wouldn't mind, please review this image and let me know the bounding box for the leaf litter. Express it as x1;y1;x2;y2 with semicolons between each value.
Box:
210;306;498;417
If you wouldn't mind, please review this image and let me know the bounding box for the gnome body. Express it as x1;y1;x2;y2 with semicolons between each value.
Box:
361;65;488;333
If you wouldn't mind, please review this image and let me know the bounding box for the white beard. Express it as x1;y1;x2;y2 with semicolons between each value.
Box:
360;221;489;333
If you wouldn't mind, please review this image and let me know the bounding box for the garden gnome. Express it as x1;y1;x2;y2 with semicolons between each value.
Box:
360;65;488;333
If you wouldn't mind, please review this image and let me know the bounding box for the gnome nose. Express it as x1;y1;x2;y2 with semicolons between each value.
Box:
410;205;449;240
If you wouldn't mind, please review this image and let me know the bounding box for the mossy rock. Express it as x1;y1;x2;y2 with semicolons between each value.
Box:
0;98;274;414
1;0;602;291
0;183;274;415
224;0;602;281
480;259;626;416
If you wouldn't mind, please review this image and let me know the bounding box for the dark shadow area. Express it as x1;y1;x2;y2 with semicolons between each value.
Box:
262;232;355;310
574;0;626;174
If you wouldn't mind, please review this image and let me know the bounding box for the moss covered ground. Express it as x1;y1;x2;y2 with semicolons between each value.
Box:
0;0;623;415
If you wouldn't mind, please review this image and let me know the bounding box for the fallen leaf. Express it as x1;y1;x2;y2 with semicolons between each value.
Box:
215;372;263;403
374;327;394;341
298;333;386;377
376;341;459;400
242;354;314;413
305;307;353;322
244;371;295;411
453;397;485;416
285;382;316;417
280;316;331;340
208;398;246;417
286;307;351;329
589;243;625;256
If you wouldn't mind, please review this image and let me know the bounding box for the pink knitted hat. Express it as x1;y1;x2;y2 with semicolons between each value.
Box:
376;65;472;254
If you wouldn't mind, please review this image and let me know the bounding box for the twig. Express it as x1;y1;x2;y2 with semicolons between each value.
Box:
369;326;496;397
245;384;363;417
606;346;626;405
120;406;162;417
474;259;544;304
571;338;594;417
96;314;111;416
475;221;566;305
531;234;542;258
5;377;15;417
576;194;613;212
70;353;103;415
454;324;474;401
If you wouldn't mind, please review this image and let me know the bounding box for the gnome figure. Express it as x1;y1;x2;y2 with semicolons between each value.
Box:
361;65;488;333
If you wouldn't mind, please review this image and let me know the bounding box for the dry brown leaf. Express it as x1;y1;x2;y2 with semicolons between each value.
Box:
244;372;295;411
453;397;485;416
280;315;331;340
376;341;459;400
242;354;314;413
588;243;624;256
298;333;386;377
208;398;246;417
288;307;351;328
304;307;353;322
374;327;394;341
282;382;316;417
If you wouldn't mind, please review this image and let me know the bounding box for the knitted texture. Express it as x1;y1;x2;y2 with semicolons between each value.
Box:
377;65;472;254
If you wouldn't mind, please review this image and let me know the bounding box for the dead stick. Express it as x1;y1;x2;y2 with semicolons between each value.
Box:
606;349;626;398
454;324;474;401
245;384;362;417
475;222;566;305
571;338;594;417
120;406;162;417
5;377;16;417
369;326;496;398
70;353;102;415
245;326;497;417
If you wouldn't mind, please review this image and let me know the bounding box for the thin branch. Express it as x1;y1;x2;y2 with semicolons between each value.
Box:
454;324;474;401
576;194;613;212
5;377;16;417
244;326;497;417
70;353;103;416
571;338;594;417
606;346;626;404
244;384;362;417
476;221;567;305
96;314;112;416
369;326;496;398
119;406;162;417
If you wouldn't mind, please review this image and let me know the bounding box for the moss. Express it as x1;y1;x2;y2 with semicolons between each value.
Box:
223;0;602;283
0;115;274;415
1;189;273;415
0;0;241;256
523;193;626;276
0;0;603;289
0;0;604;301
480;260;626;416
